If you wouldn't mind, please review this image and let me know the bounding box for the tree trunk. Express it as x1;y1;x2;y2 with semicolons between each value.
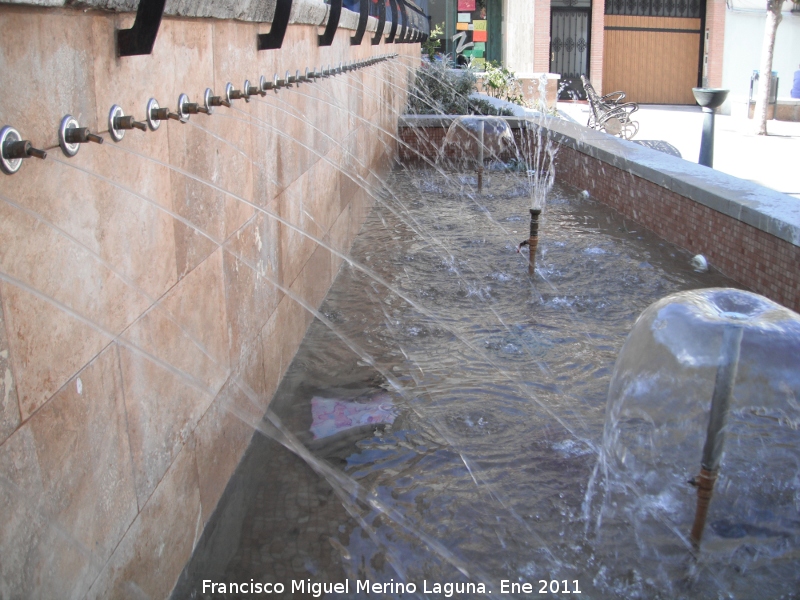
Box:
753;1;783;135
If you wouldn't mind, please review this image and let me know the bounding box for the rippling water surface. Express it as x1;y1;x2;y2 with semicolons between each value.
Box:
175;169;763;599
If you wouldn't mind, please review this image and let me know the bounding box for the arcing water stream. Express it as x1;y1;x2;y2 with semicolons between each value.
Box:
3;55;798;598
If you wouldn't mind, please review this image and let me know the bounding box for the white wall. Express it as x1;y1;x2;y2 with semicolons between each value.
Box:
502;0;536;73
722;8;800;114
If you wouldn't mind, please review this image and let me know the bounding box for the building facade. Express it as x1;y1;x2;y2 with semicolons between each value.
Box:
434;0;798;109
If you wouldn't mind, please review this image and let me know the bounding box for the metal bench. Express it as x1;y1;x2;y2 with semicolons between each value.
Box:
581;75;639;139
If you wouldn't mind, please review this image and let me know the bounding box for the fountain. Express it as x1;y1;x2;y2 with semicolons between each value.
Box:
593;288;800;596
1;2;799;598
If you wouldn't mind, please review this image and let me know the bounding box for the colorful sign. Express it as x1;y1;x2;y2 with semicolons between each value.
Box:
456;21;469;31
457;0;476;11
457;12;471;22
473;29;487;42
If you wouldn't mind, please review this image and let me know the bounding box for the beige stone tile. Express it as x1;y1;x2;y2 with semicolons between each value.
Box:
118;343;214;508
0;164;177;417
90;13;176;161
0;280;111;421
193;381;255;524
211;20;258;102
0;7;97;150
278;174;322;288
169;18;215;101
0;346;137;598
28;346;138;558
0;426;99;599
275;292;314;372
289;242;333;318
223;217;284;368
168;169;226;278
247;101;281;209
85;443;201;600
328;203;353;276
122;248;230;395
260;306;287;408
0;289;21;446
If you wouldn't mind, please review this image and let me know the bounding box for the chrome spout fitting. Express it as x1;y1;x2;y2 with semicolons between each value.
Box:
285;70;296;86
145;98;180;131
260;75;273;93
1;126;46;174
59;115;103;157
204;88;230;114
247;80;263;97
228;82;249;101
108;105;146;142
177;93;209;122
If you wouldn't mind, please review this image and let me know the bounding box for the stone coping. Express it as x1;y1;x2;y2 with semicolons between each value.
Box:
5;0;429;34
398;114;800;247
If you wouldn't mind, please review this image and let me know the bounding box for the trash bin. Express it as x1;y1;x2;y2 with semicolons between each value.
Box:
748;70;779;119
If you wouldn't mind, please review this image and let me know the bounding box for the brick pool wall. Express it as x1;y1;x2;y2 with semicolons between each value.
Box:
397;123;800;313
555;145;800;312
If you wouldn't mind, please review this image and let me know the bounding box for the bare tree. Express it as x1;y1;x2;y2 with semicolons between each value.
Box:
753;0;784;135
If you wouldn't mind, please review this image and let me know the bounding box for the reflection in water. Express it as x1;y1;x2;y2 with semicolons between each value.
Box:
172;169;777;599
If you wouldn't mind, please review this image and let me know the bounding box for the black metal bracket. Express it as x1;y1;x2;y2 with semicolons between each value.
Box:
386;0;399;43
396;0;408;43
370;0;386;45
258;0;293;50
351;0;369;45
117;0;167;57
319;0;342;46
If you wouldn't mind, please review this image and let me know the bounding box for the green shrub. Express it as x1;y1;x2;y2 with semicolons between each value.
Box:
406;60;514;116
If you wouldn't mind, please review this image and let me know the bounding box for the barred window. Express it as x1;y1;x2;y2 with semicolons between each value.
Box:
605;0;702;17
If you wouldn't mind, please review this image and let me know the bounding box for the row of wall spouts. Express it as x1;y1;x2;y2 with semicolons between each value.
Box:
0;54;399;176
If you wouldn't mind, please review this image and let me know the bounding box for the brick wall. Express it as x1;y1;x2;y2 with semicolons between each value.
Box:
591;0;606;94
555;145;799;312
705;0;726;88
534;0;552;73
397;123;800;313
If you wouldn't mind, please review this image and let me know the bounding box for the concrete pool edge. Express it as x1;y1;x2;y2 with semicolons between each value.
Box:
398;115;800;312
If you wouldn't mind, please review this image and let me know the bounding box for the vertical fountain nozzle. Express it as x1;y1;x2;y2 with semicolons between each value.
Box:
108;105;147;142
1;126;46;174
526;208;542;274
59;115;103;157
689;324;744;547
477;119;485;193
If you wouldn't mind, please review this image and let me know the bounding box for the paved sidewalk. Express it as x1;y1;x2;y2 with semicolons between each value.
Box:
557;102;800;200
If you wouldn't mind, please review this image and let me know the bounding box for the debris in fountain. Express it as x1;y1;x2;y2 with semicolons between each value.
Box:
310;393;397;440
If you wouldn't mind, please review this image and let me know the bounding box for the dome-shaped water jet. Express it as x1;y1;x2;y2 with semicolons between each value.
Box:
595;288;800;589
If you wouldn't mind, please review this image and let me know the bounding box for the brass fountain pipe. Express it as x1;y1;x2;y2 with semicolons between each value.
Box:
689;324;744;547
477;119;484;193
528;208;541;275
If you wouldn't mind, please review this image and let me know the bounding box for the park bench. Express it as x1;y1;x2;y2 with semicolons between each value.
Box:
581;75;639;139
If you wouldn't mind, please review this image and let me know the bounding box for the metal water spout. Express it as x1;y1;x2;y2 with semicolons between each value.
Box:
1;126;47;174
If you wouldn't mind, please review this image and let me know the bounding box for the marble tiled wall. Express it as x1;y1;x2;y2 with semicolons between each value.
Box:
0;6;414;598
